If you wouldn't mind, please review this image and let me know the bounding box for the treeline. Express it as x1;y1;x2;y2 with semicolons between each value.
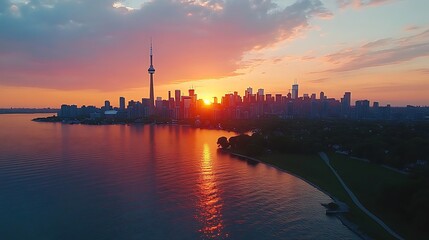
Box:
217;134;265;156
218;118;429;168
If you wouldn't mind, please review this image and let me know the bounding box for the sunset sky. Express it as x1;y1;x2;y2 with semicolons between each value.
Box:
1;0;428;108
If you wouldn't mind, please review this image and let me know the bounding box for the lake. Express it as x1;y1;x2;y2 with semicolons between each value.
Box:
0;114;359;239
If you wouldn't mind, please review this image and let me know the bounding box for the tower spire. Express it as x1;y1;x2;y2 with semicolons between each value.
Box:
150;38;153;64
148;39;156;114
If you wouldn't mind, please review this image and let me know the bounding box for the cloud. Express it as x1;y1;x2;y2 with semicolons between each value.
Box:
337;0;394;9
308;77;328;83
413;68;429;75
301;55;316;61
360;83;429;92
272;58;283;63
0;0;331;90
404;25;421;32
323;29;429;72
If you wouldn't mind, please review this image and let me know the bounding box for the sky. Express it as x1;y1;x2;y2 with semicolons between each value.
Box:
0;0;428;108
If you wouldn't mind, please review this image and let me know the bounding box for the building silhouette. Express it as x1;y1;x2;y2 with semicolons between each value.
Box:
341;92;351;118
119;97;125;110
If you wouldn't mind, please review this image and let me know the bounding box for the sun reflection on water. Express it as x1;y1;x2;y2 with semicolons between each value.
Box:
196;143;227;239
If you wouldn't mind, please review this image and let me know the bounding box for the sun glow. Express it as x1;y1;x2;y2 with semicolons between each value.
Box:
203;99;211;105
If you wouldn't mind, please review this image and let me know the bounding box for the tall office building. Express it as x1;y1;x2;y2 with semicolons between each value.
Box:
355;100;370;119
189;89;195;97
343;92;351;108
148;41;156;114
257;88;264;102
244;87;253;103
173;90;181;120
104;100;111;110
155;97;163;109
292;83;299;99
246;87;252;96
341;92;352;118
119;97;125;110
175;90;181;106
275;94;282;103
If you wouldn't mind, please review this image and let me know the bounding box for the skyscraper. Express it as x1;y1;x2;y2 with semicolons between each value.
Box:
292;82;299;99
175;90;181;106
119;97;125;110
148;41;155;114
341;92;352;118
189;89;195;97
246;87;253;96
257;88;264;102
343;92;351;108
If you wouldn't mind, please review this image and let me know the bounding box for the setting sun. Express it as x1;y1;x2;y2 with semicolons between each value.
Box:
203;99;211;105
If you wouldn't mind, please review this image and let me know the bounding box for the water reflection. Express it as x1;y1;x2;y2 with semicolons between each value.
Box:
196;143;227;239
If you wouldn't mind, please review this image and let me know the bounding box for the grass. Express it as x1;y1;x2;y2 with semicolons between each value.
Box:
329;153;425;240
260;154;350;201
258;152;397;240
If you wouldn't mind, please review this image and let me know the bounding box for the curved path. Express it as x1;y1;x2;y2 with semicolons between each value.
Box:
318;152;404;240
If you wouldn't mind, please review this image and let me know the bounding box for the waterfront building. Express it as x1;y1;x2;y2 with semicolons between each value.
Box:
59;104;78;118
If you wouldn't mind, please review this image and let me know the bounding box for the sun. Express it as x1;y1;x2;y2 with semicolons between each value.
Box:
203;99;211;105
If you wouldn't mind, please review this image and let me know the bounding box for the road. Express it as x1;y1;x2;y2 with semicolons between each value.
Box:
318;152;404;240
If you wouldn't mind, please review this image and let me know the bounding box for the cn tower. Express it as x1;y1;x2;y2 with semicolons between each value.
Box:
148;40;155;113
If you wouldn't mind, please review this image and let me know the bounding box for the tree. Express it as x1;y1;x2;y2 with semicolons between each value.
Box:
217;136;230;149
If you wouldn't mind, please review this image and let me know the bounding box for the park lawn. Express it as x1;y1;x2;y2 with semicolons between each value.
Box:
328;153;424;240
259;153;395;240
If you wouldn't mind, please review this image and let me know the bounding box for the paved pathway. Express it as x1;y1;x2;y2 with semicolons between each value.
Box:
319;152;404;240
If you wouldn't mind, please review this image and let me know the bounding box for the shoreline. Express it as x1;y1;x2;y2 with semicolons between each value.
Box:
31;116;249;134
224;150;370;240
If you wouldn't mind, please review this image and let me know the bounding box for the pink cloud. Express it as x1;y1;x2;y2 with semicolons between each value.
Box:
404;25;421;32
0;0;331;91
337;0;394;9
322;29;429;72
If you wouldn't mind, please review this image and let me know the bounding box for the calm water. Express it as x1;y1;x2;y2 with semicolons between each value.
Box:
0;114;358;240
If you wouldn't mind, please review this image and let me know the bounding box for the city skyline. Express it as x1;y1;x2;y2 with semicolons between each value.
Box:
57;80;428;123
1;0;429;108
